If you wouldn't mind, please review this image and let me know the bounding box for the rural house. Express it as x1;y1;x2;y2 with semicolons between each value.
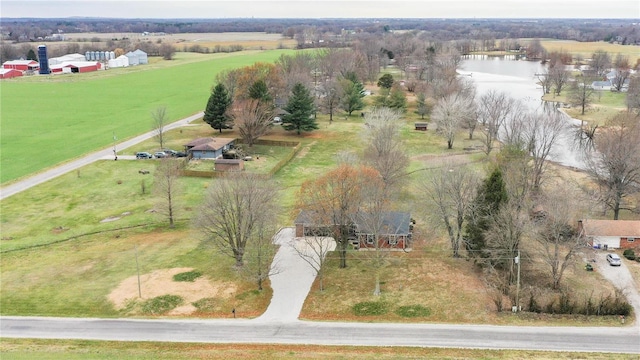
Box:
578;219;640;250
294;211;413;250
184;137;235;159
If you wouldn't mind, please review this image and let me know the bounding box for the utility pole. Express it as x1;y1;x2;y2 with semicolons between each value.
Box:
515;250;521;312
112;131;118;161
135;244;142;298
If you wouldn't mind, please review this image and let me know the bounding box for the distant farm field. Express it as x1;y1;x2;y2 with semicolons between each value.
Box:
535;39;640;63
0;49;293;184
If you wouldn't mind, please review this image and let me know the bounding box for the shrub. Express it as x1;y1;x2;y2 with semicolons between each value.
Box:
395;305;431;318
141;295;183;315
622;249;636;260
353;301;389;316
173;270;202;282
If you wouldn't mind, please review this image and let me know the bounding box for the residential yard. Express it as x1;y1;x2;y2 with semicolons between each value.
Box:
542;90;628;127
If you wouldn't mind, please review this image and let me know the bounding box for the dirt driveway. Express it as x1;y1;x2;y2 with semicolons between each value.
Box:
595;251;640;328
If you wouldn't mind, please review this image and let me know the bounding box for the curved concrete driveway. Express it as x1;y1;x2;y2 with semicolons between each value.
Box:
595;251;640;328
0;111;204;200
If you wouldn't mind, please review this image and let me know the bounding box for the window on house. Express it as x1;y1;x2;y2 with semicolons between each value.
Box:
366;234;374;244
628;238;635;243
388;235;397;245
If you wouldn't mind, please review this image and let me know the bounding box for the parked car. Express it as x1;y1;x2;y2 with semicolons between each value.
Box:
606;253;622;266
136;152;153;159
272;116;282;124
162;149;187;158
154;151;168;158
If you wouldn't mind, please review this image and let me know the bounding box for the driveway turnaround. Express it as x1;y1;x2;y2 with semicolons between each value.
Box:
595;251;640;328
0;111;204;200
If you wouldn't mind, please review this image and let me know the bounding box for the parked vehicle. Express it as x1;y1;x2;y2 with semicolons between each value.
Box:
135;152;153;159
162;149;187;158
154;151;168;158
606;253;622;266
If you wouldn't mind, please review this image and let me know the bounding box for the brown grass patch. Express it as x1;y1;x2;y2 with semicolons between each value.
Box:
108;267;237;316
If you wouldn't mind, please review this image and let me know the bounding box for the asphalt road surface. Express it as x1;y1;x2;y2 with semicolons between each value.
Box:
1;316;639;353
0;111;204;200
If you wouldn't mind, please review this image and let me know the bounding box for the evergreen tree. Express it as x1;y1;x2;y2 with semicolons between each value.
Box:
26;49;37;61
415;92;428;120
339;79;365;116
377;73;394;89
282;83;317;135
387;85;407;111
248;79;272;103
203;83;233;133
465;167;508;257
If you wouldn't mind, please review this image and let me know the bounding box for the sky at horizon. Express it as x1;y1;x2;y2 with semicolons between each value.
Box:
2;0;639;19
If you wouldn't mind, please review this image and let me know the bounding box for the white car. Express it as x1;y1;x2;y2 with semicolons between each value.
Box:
606;253;622;266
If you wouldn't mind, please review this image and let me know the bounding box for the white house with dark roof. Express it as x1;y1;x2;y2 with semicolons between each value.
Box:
184;137;235;159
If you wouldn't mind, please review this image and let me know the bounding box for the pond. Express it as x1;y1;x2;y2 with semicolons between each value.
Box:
460;55;585;169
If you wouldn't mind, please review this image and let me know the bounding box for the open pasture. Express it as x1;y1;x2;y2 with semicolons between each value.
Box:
537;39;640;64
0;49;292;184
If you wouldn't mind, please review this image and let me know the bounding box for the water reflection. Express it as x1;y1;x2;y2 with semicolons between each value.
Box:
461;55;585;169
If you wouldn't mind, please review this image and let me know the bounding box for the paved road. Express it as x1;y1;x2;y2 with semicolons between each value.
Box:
1;316;639;353
0;111;204;200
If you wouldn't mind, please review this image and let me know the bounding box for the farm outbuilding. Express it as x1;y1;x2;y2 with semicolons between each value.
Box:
0;68;23;79
48;53;86;66
2;60;38;71
108;55;130;68
185;137;236;159
50;61;102;74
579;219;640;250
133;49;148;64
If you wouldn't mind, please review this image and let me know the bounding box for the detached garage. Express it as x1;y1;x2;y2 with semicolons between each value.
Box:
579;219;640;250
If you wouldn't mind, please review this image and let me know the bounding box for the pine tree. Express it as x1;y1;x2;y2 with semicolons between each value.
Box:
415;92;428;120
377;73;394;89
203;84;232;133
465;167;508;257
282;83;317;135
26;49;37;61
387;85;407;111
340;79;365;116
248;79;272;103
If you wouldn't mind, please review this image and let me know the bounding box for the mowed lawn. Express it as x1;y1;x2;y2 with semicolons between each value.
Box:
0;49;292;184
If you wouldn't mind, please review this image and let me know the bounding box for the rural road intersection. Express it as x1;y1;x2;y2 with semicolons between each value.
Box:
1;111;640;354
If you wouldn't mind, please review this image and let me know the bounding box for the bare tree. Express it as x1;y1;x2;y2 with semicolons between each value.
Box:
536;70;553;95
477;90;519;155
421;165;479;258
196;173;278;267
583;113;640;219
229;99;273;148
523;110;566;191
532;183;588;290
362;107;409;192
154;158;184;228
241;221;281;291
568;74;596;115
318;78;342;123
626;75;640;116
151;106;168;150
590;50;611;78
611;54;631;92
291;229;337;292
549;63;570;96
296;165;380;268
432;92;475;149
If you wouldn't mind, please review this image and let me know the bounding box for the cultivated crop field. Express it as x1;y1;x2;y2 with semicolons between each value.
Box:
0;49;293;184
537;39;640;64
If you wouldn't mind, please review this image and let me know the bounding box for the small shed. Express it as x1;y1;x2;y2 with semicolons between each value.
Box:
125;51;140;66
415;122;429;131
108;55;130;68
0;68;23;79
214;158;244;172
579;219;640;250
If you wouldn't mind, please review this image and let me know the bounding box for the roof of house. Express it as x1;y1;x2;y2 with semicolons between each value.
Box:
186;137;235;151
0;68;21;75
354;211;412;235
591;80;611;87
294;210;412;235
133;49;147;56
581;219;640;237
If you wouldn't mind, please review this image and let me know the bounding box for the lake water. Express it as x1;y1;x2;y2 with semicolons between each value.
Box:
460;55;584;169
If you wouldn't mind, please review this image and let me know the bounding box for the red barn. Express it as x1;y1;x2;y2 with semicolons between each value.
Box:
2;60;38;71
0;68;23;79
51;61;102;74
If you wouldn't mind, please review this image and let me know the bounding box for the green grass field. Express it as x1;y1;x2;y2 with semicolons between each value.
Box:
0;50;293;184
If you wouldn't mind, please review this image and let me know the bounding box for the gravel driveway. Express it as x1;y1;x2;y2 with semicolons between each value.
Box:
594;251;640;328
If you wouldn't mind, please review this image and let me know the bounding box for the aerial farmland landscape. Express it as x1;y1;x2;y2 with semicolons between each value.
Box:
1;0;640;358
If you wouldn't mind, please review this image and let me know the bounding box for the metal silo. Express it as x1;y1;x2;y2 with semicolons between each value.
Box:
38;45;50;74
85;51;91;61
109;51;115;60
92;51;98;61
